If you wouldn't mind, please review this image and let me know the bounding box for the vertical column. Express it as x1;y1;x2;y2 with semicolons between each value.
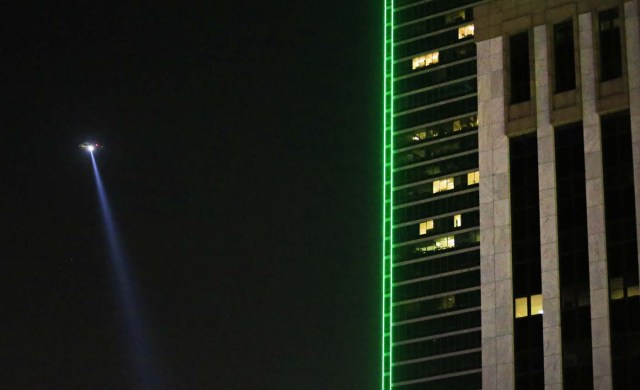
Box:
533;25;563;390
625;0;640;288
478;36;514;390
578;12;613;390
381;1;394;389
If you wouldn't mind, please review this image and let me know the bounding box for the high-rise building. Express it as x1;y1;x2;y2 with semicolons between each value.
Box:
383;1;640;389
383;1;484;388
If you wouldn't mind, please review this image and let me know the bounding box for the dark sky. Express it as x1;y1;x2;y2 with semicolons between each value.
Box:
1;2;380;389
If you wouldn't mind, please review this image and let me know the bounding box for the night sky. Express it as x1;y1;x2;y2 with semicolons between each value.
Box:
1;2;380;389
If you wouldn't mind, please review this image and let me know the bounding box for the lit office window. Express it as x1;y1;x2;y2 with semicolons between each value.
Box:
428;235;455;251
414;235;455;254
453;214;462;228
412;51;439;70
467;171;479;185
412;131;427;141
515;297;528;318
458;24;474;39
610;277;625;300
419;220;434;235
440;295;456;309
433;178;454;193
452;120;463;132
628;285;640;297
515;295;544;317
530;294;543;315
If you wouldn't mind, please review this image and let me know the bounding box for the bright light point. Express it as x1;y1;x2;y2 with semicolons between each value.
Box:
88;145;95;152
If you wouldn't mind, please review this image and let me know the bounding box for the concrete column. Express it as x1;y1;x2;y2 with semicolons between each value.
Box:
578;12;613;390
478;36;514;390
625;0;640;290
533;25;563;390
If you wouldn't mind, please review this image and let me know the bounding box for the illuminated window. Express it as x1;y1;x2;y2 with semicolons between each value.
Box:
428;235;455;251
628;285;640;297
453;214;462;228
516;294;544;317
440;295;456;309
412;132;427;141
433;178;454;194
412;51;439;70
445;10;466;25
458;24;474;39
515;297;528;318
610;277;624;300
419;220;434;235
452;120;462;132
467;171;479;185
530;294;543;315
416;237;453;253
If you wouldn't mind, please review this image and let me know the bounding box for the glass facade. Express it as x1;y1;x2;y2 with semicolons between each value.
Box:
555;123;593;389
601;111;640;390
509;134;544;390
383;1;481;388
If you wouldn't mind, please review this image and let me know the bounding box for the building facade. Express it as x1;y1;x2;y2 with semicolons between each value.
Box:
383;0;640;389
383;0;484;388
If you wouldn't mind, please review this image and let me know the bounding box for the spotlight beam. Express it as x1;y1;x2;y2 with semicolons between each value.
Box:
88;151;161;388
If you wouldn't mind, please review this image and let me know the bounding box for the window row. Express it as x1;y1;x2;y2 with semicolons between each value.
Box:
409;24;474;71
393;372;481;390
393;329;480;362
394;114;478;149
394;290;480;323
421;213;462;233
393;249;479;282
393;190;478;225
393;310;480;342
394;7;473;42
393;270;479;303
397;25;470;60
507;7;624;105
394;152;478;187
395;78;476;113
397;60;477;96
394;170;479;206
394;0;478;25
395;134;478;169
392;351;480;383
400;23;474;64
393;230;480;263
394;96;477;131
394;209;478;244
394;43;476;78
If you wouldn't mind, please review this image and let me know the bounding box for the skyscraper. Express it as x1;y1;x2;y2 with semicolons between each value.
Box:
383;1;640;389
383;1;484;388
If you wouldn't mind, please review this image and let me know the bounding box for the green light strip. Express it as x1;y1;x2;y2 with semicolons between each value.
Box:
382;0;394;389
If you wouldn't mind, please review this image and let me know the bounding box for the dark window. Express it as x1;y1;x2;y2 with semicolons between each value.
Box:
510;134;543;389
599;8;623;81
554;20;576;92
601;111;640;390
394;372;481;390
555;123;593;389
510;32;531;104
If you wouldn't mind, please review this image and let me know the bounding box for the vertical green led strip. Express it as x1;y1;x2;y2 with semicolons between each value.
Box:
382;0;394;389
